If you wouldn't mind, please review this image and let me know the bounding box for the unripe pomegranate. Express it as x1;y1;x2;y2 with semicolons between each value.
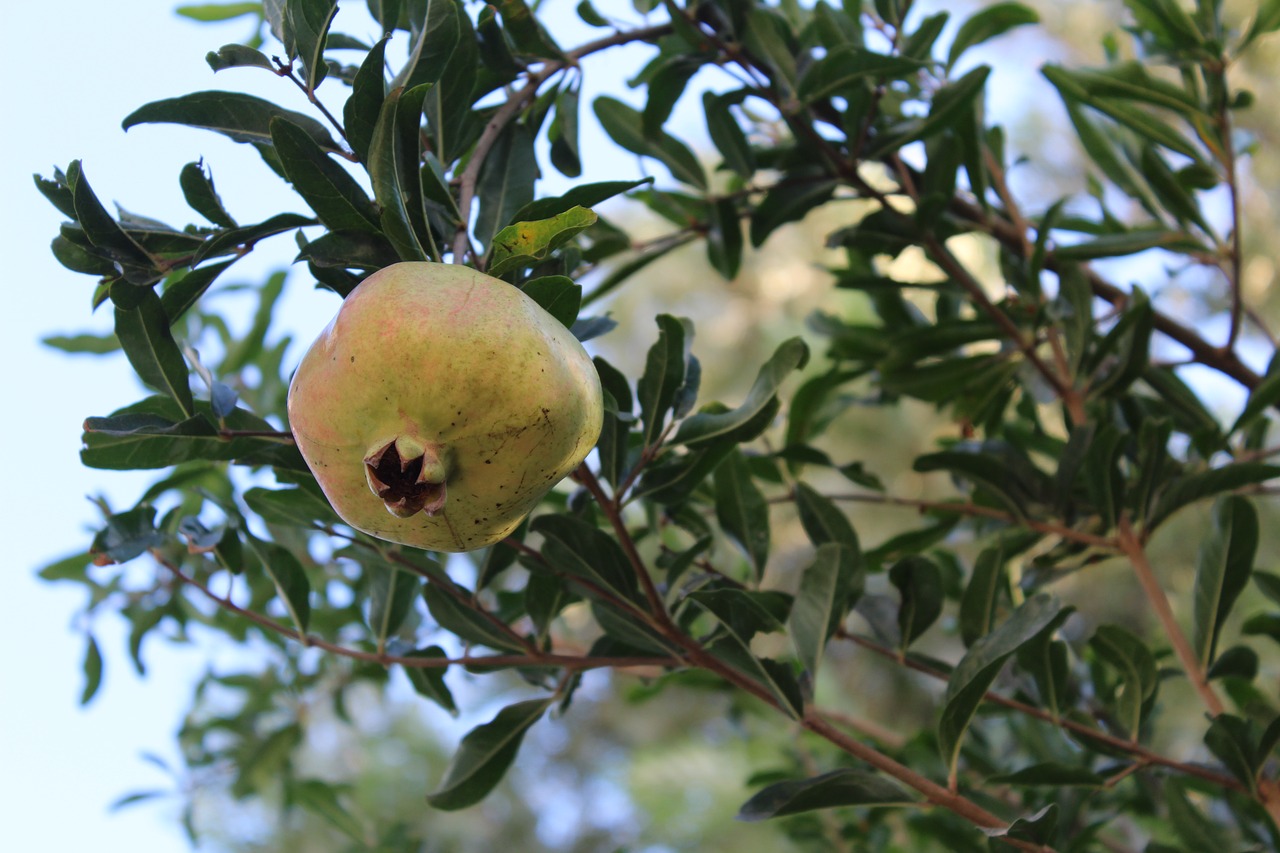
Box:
287;262;603;552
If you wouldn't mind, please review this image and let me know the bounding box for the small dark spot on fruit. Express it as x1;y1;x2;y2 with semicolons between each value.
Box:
350;356;355;363
484;460;491;464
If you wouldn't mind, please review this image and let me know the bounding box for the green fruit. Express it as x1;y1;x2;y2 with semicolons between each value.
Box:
287;262;603;552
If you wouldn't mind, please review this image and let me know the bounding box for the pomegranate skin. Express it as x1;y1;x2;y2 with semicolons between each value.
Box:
287;262;603;552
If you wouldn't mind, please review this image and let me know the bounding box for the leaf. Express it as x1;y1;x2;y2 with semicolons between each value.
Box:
737;769;915;821
1192;496;1258;670
177;2;261;21
703;90;755;178
394;0;462;91
531;514;641;604
797;45;924;101
959;548;1006;647
363;565;421;644
427;698;552;810
1148;464;1280;528
549;82;582;177
890;556;943;651
866;65;992;160
291;780;365;843
519;276;581;330
191;213;315;266
112;287;194;417
1204;714;1259;795
687;589;790;639
1230;362;1280;436
282;0;338;92
699;605;804;719
343;36;389;164
938;594;1065;782
122;91;341;153
988;763;1104;787
475;123;538;249
636;315;691;448
494;0;562;58
487;206;598;276
419;4;478;163
789;543;860;676
513;178;652;223
714;448;771;577
400;646;458;714
270;117;380;232
946;2;1039;70
368;84;432;261
593;96;706;188
706;197;743;279
205;43;275;72
749;173;838;247
243;486;337;528
793;482;858;548
81;634;104;705
42;332;120;355
1089;624;1157;737
179;161;236;227
64;161;156;283
246;538;312;633
673;338;809;445
642;55;700;138
1053;228;1203;261
421;583;525;653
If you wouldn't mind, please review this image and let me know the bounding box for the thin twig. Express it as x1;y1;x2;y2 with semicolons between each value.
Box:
1116;517;1225;717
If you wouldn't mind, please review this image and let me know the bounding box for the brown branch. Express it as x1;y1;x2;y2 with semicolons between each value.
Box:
155;550;676;672
1116;517;1225;717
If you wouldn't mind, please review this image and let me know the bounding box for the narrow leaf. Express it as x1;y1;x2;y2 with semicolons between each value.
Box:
737;769;915;821
673;338;808;445
1192;496;1258;669
714;448;771;577
427;698;552;810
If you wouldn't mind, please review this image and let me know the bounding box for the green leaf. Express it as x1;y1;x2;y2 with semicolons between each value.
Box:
419;3;478;164
494;0;562;59
64;161;155;283
594;96;706;189
475;123;537;250
400;646;459;714
749;172;837;247
793;482;858;548
987;763;1105;787
487;206;597;277
205;43;275;72
81;634;104;705
394;0;461;91
191;213;314;266
177;2;261;21
42;332;120;355
938;594;1064;782
343;37;389;165
1230;362;1280;436
1148;464;1280;529
737;769;915;821
1053;228;1203;261
866;65;991;160
270;117;380;232
179;161;237;228
122;90;341;153
531;514;641;604
282;0;338;92
1242;0;1280;50
789;543;860;676
890;556;943;651
673;337;808;445
427;698;552;810
636;315;691;448
697;603;804;718
246;537;312;633
703;90;755;178
363;565;421;643
243;486;337;528
368;84;432;261
1089;624;1157;737
594;356;633;488
519;276;581;330
1204;714;1260;795
642;56;700;139
798;45;924;101
548;82;582;177
421;583;525;653
687;589;790;640
112;287;194;417
714;448;771;578
706;197;743;280
296;230;400;274
512;178;652;223
959;548;1006;647
946;2;1038;70
291;780;366;843
1193;496;1258;670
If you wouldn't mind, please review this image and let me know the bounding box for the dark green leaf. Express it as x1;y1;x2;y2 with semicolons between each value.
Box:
368;83;432;261
987;763;1104;787
594;96;706;188
475;123;537;249
123;91;341;153
192;213;315;266
706;197;743;280
749;173;838;247
1193;496;1258;670
246;537;312;633
890;556;943;651
427;698;552;810
270;117;380;231
548;82;582;177
512;178;652;223
1149;464;1280;529
1089;624;1157;737
283;0;338;92
291;780;365;843
673;338;808;446
205;43;275;71
394;0;461;91
112;287;193;416
179;161;237;227
702;90;755;178
687;589;790;640
946;2;1039;70
343;36;389;164
789;543;861;676
714;448;771;577
419;4;478;163
866;66;991;160
798;45;924;101
938;594;1065;781
532;514;641;604
520;276;581;330
636;314;690;448
243;486;337;528
1204;714;1259;795
400;646;458;713
422;583;525;653
81;634;104;705
959;548;1006;647
494;0;562;58
363;565;420;643
737;769;915;821
794;482;858;548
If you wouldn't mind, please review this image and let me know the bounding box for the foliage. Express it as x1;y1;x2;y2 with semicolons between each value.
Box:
36;0;1280;849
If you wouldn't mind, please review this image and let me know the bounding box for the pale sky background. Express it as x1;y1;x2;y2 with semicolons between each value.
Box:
3;1;1246;851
